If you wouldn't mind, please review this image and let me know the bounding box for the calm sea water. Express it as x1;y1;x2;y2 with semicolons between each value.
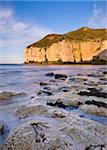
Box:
0;64;106;94
0;64;107;132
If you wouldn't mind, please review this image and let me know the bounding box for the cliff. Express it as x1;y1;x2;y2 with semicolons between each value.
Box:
24;27;107;64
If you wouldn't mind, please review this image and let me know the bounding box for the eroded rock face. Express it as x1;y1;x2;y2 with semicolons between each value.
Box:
24;40;107;64
24;28;107;64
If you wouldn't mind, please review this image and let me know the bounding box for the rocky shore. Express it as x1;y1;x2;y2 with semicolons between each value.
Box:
0;65;107;150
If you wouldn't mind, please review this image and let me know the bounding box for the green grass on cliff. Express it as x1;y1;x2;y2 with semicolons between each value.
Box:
27;27;107;48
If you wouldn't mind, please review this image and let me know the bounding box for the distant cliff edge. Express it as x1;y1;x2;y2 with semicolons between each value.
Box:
24;27;107;64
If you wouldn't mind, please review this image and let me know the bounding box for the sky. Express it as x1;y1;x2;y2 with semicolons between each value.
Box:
0;0;106;64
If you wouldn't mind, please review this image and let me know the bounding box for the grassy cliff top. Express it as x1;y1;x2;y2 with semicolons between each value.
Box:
27;27;107;48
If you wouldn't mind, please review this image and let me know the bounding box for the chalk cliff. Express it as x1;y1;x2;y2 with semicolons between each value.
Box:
24;27;107;64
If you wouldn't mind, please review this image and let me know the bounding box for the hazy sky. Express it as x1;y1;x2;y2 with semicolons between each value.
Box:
0;0;106;64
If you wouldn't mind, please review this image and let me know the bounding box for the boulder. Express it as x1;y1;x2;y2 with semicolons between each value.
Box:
45;72;55;77
2;115;107;150
2;121;49;150
55;74;67;80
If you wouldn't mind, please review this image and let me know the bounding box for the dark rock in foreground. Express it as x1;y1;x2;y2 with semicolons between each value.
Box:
85;100;107;108
47;99;66;109
78;88;107;98
55;74;67;80
45;72;55;77
47;99;78;110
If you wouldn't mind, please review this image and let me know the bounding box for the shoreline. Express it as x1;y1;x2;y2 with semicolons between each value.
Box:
24;61;107;65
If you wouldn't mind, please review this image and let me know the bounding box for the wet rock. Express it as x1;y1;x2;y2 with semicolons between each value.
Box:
0;121;7;134
80;104;107;117
77;74;82;76
69;77;87;82
45;72;55;77
85;100;107;109
50;109;68;118
2;121;49;150
85;144;105;150
84;81;98;86
0;91;26;100
47;99;78;110
37;90;53;96
87;73;97;77
2;120;74;150
16;105;49;119
103;71;107;75
15;92;27;98
69;77;76;82
49;79;57;83
47;99;66;109
0;92;15;100
55;74;67;80
100;77;107;81
45;135;73;150
97;81;107;85
30;96;35;99
78;88;107;98
40;81;49;86
2;112;107;150
57;86;70;92
87;87;102;92
62;98;83;107
43;86;52;91
61;119;107;150
0;121;9;144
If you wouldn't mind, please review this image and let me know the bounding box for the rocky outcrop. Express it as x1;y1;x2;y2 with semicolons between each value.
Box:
92;49;107;64
1;67;107;149
2;110;107;150
24;27;107;64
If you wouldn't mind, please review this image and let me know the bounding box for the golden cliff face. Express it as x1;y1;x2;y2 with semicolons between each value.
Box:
24;28;107;64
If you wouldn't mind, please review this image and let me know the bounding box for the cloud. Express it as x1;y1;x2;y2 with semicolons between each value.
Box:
87;4;107;28
0;7;13;18
0;7;54;48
